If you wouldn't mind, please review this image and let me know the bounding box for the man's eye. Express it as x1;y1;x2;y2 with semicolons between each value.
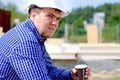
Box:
47;15;53;19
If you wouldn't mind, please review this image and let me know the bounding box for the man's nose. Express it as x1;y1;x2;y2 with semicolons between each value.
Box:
52;19;59;25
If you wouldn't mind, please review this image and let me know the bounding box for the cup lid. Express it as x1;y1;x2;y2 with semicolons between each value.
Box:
75;64;87;69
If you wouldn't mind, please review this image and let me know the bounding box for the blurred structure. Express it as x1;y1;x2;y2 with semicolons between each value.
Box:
93;12;105;29
84;12;105;43
0;26;3;37
46;38;64;45
86;24;98;43
94;12;105;43
64;24;69;43
116;24;120;43
0;9;11;32
13;16;20;27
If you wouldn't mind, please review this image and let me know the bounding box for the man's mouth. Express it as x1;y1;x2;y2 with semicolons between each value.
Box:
49;27;55;31
48;28;55;33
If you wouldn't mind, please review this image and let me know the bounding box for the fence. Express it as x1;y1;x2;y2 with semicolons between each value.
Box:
64;24;120;43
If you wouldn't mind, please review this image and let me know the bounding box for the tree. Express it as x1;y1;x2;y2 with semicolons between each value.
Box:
4;2;18;13
53;18;66;37
111;3;120;17
110;3;120;25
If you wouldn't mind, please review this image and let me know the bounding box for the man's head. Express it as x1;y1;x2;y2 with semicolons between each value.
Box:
24;0;67;38
28;5;62;38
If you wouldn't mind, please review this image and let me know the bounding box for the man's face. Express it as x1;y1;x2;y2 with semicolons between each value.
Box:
31;8;62;38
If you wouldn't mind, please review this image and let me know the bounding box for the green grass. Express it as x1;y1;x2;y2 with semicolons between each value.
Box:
68;34;87;43
102;25;117;42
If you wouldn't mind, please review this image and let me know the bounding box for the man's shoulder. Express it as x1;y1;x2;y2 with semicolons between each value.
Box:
15;22;38;43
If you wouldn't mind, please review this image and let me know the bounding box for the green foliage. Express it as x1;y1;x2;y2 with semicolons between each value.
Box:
73;16;83;29
109;3;120;25
82;6;95;20
11;12;28;28
69;34;87;43
53;18;66;37
111;3;120;17
4;2;18;13
102;25;116;42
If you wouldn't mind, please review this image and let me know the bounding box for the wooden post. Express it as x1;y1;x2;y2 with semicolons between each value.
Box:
86;24;98;43
0;26;3;37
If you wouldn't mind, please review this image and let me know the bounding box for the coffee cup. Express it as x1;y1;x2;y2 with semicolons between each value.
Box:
74;64;87;80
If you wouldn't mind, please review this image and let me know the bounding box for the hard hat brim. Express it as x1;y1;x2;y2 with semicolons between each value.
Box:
24;0;68;17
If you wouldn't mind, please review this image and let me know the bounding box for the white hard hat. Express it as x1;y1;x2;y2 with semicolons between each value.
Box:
24;0;68;17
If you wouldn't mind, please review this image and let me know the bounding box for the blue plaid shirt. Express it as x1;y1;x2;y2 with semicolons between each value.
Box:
0;18;72;80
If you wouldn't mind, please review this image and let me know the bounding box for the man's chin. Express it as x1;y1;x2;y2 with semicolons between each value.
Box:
48;34;54;38
46;35;53;38
43;33;54;38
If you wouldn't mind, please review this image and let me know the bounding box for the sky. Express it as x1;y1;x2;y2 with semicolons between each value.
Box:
1;0;120;12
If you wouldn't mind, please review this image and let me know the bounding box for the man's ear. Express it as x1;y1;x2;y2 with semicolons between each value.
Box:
29;10;36;19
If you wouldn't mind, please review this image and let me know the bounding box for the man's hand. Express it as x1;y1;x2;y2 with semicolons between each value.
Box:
70;66;91;80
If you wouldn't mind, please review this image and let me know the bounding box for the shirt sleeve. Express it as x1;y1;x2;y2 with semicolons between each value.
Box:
49;66;72;80
43;46;72;80
9;41;51;80
9;40;72;80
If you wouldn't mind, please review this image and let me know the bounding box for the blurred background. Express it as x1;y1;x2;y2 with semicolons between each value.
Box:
0;0;120;80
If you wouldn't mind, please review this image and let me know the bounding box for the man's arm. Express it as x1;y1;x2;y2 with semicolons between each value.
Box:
9;42;51;80
43;48;72;80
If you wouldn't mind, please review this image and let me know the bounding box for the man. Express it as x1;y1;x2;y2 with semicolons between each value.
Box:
0;0;90;80
13;16;20;27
